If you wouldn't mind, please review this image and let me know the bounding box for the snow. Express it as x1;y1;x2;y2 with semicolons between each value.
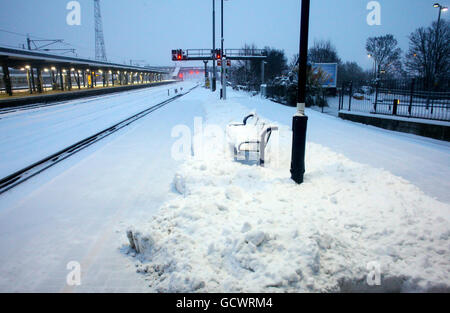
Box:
0;82;204;292
128;87;450;293
0;83;448;293
0;81;194;178
339;109;450;127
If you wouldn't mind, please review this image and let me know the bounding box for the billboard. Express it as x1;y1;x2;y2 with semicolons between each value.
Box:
312;63;338;88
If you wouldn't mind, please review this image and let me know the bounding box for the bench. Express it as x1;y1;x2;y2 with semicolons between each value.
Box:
226;113;278;167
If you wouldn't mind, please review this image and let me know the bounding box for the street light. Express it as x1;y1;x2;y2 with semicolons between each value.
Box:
211;0;217;92
220;0;230;100
433;3;448;82
368;54;378;79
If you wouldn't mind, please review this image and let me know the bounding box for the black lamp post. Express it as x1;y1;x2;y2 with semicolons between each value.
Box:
290;0;310;184
433;3;448;82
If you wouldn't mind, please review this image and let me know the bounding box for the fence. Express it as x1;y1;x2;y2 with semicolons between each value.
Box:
339;78;450;122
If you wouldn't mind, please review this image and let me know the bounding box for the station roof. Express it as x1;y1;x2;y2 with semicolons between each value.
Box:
0;47;168;74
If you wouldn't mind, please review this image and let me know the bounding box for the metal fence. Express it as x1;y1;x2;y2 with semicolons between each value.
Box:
339;78;450;122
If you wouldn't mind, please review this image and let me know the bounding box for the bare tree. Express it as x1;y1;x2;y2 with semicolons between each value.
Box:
405;20;450;86
229;44;287;90
337;61;368;86
308;40;341;64
366;34;402;78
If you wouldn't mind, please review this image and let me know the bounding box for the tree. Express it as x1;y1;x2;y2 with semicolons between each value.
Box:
288;61;331;107
308;40;341;64
366;34;402;77
229;44;287;90
405;20;450;87
262;46;288;82
337;61;368;86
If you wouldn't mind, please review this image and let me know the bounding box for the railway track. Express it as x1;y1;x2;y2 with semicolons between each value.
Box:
0;84;198;195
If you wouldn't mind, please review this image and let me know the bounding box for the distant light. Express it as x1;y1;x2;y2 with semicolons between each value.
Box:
20;68;25;71
443;7;449;11
179;73;183;78
196;70;199;74
71;68;75;71
25;65;30;69
189;70;194;75
99;70;103;74
44;68;49;72
368;54;372;58
51;67;56;71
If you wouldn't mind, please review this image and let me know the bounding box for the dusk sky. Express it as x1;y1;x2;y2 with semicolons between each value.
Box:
0;0;447;69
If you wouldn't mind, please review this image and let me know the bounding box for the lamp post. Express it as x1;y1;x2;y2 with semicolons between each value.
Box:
433;3;448;82
212;0;216;92
368;53;381;80
290;0;310;184
220;0;228;100
368;54;375;79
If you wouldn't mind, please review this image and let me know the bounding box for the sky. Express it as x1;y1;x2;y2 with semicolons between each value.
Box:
0;0;447;69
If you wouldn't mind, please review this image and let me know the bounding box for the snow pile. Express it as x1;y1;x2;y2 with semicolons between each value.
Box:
125;93;450;293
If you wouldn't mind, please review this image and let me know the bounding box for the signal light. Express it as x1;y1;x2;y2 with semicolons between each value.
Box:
214;49;222;60
217;60;222;66
172;49;184;61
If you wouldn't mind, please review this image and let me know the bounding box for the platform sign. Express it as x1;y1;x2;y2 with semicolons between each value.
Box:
312;63;338;88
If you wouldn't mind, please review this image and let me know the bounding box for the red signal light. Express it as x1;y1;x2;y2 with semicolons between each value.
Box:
189;70;194;75
179;73;183;78
196;70;199;74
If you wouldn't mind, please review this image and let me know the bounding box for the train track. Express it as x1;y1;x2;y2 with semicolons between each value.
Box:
0;84;198;195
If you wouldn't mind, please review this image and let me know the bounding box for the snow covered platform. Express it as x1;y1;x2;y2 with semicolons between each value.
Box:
126;88;450;293
0;84;448;293
339;110;450;142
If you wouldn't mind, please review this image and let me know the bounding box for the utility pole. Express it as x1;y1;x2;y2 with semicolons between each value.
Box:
434;5;443;83
221;0;227;100
212;0;216;92
203;60;209;88
261;61;266;85
290;0;310;184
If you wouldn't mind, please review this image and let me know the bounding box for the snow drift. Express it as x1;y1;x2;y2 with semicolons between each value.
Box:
125;92;450;293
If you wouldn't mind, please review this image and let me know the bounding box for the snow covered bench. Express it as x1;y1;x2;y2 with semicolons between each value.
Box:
226;113;278;166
